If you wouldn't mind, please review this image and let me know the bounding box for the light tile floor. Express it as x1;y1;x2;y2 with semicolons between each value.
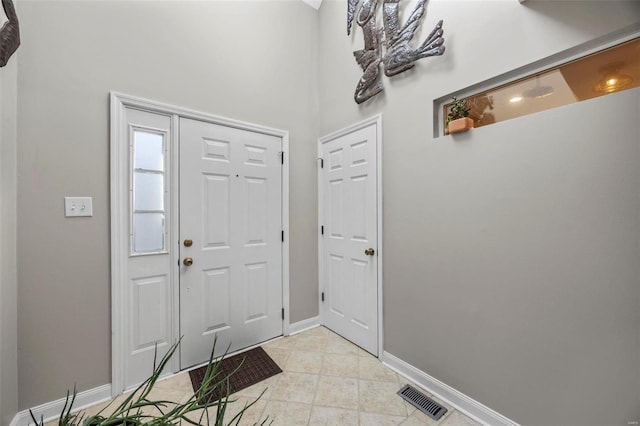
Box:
54;326;481;425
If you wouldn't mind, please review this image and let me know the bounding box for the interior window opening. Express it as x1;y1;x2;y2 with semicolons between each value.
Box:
442;37;640;135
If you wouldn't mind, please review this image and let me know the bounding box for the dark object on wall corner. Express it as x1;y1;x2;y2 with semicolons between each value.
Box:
0;0;20;67
348;0;445;104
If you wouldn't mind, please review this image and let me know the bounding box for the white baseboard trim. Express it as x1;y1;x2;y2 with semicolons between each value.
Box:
14;384;112;426
383;352;519;426
287;316;320;335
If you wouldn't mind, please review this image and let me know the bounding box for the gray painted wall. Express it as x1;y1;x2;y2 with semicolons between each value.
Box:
13;0;640;423
391;89;639;425
17;0;318;409
0;50;19;425
318;1;640;425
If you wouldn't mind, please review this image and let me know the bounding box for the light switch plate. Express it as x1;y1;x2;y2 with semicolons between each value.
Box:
64;197;93;217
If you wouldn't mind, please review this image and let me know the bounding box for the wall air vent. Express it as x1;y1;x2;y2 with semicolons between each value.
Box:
397;384;448;421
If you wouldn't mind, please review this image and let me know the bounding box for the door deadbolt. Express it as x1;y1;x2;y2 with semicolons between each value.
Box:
364;248;375;256
183;239;193;247
183;257;194;266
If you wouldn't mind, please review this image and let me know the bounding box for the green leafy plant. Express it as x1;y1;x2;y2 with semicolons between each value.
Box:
446;96;471;125
30;337;267;426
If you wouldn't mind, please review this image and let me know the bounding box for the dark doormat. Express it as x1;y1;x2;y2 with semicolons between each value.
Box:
188;346;282;405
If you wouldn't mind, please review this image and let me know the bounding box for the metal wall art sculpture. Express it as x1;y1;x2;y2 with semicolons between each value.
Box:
348;0;445;104
0;0;20;67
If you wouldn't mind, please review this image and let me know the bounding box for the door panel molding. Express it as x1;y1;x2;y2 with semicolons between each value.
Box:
110;92;290;396
318;115;383;357
178;118;283;368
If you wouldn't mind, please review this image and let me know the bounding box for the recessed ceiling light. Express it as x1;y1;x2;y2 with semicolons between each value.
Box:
509;96;523;103
594;63;634;94
594;72;633;93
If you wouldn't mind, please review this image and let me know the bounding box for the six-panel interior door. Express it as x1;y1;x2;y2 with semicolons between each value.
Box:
321;122;378;355
179;118;283;369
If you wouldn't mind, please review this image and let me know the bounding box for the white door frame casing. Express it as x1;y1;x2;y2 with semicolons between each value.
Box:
317;115;383;358
110;92;291;396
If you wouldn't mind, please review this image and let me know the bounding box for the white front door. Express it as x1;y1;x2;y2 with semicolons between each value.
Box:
179;118;283;369
320;119;379;355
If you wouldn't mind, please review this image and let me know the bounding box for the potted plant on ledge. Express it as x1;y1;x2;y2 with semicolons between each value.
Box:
446;97;473;134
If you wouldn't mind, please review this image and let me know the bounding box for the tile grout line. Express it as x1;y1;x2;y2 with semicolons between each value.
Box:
357;350;362;426
257;367;280;424
307;340;329;424
308;333;329;421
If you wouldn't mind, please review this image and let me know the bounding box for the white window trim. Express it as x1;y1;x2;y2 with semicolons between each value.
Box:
434;27;640;138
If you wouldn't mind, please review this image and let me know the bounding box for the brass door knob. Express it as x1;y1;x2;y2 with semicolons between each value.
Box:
364;248;375;256
183;239;193;247
183;257;194;266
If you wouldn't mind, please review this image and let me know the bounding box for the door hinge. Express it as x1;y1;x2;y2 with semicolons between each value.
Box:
321;225;324;235
281;230;284;242
321;292;325;302
280;151;284;165
281;308;285;320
